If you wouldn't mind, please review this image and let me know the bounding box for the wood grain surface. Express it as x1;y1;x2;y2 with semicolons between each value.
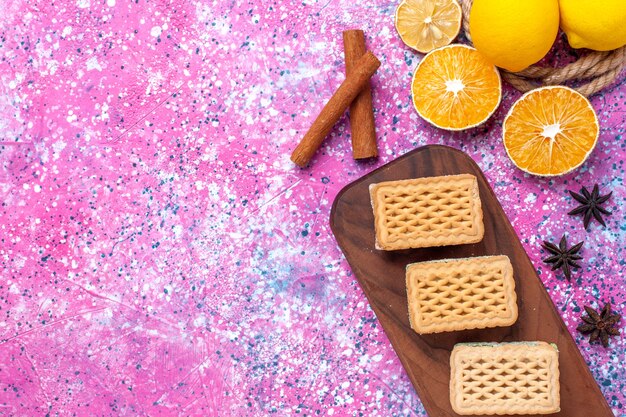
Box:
329;145;613;417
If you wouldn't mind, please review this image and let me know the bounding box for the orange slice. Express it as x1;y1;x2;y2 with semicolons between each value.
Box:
411;44;501;130
395;0;462;53
503;86;599;176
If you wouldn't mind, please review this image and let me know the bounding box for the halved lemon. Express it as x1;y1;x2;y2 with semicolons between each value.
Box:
503;86;599;176
411;44;501;130
395;0;462;53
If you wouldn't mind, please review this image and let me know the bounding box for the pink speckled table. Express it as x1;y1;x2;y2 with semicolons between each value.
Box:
0;1;624;416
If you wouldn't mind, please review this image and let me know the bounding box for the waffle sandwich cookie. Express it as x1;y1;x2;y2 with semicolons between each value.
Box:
406;255;518;334
450;342;560;415
369;174;484;250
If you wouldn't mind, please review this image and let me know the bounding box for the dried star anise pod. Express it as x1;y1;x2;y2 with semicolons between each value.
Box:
568;184;612;229
542;235;583;281
577;303;621;348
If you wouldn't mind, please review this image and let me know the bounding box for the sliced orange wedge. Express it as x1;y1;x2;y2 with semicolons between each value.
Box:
411;44;501;130
395;0;462;53
503;86;599;176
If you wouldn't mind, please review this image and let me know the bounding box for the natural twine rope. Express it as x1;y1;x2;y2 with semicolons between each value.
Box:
459;0;626;96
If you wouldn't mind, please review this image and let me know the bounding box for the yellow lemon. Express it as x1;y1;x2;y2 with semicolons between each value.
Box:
559;0;626;51
469;0;560;72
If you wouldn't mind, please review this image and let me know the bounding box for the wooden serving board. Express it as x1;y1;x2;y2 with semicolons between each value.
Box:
329;145;613;417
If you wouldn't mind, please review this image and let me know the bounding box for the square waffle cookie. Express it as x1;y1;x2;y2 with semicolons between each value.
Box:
450;342;561;415
369;174;484;250
406;255;518;334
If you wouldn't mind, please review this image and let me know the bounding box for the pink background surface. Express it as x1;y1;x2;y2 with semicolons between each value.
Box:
1;1;624;416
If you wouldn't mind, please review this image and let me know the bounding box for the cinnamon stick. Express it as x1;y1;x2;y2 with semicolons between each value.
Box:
290;51;381;167
343;30;378;159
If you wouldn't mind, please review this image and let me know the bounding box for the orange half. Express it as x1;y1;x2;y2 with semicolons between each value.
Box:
503;86;599;176
412;44;502;130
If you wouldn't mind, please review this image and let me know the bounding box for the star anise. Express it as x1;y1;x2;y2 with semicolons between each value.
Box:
542;235;583;281
568;184;612;229
577;303;621;348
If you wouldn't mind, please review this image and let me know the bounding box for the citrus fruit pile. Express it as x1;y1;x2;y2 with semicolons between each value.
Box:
470;0;626;72
393;0;621;176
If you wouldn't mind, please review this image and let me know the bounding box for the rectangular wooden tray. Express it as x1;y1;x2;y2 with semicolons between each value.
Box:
329;145;613;417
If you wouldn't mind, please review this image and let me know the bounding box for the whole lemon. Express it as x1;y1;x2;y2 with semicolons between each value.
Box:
560;0;626;51
469;0;560;72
